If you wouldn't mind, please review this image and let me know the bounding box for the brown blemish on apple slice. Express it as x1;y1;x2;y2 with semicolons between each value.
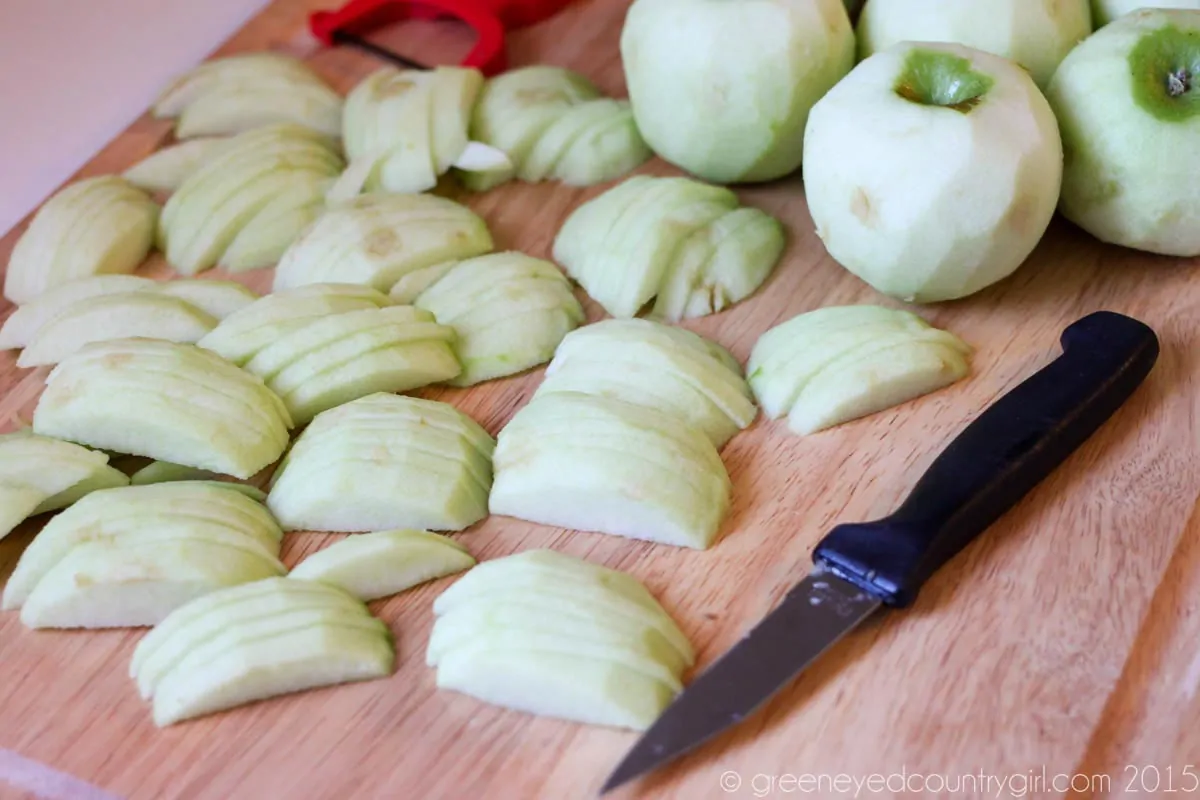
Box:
850;187;878;227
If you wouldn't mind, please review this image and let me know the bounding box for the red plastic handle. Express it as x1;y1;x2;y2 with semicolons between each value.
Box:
310;0;571;75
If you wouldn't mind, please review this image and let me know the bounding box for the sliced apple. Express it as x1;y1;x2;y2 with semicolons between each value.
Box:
130;461;221;485
152;623;393;726
289;529;475;601
0;275;155;351
19;538;286;629
0;484;46;542
4;177;159;304
197;283;391;365
17;292;218;367
748;305;972;433
153;53;328;117
154;280;258;319
411;252;584;386
267;393;493;532
273;193;494;293
32;339;292;478
123;138;233;193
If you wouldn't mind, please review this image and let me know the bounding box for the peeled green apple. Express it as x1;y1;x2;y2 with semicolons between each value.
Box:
1093;0;1200;27
290;530;474;601
747;305;972;434
857;0;1093;88
489;392;731;548
803;43;1063;302
267;393;494;533
535;319;756;447
620;0;855;183
1046;9;1200;256
32;339;293;478
4;176;159;304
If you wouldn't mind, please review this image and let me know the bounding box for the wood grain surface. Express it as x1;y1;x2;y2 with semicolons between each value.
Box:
1;2;1198;798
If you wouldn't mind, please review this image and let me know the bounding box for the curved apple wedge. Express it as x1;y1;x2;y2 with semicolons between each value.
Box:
134;581;375;701
489;393;731;548
0;276;155;351
153;280;258;320
536;319;755;447
123;138;233;193
553;175;784;319
2;481;282;610
289;529;475;601
3;177;158;305
32;339;293;478
0;433;130;537
411;252;584;386
268;393;493;532
427;550;690;730
19;538;285;629
273;194;494;293
748;305;971;434
130;461;222;485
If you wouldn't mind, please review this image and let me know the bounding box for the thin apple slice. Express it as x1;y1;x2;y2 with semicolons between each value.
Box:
0;275;156;351
436;646;675;730
0;433;130;534
123;138;233;193
267;393;493;532
153;53;328;118
18;292;218;367
290;529;474;601
175;82;343;139
3;177;159;304
387;260;461;304
33;339;293;478
152;623;393;726
554;104;652;187
219;181;329;272
519;99;627;182
136;586;372;700
33;464;130;516
130;461;222;485
430;67;485;173
154;280;258;319
0;484;47;542
19;538;286;629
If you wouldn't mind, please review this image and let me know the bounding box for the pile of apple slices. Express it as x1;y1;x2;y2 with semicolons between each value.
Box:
33;339;293;479
273;194;494;293
467;66;652;189
160;124;344;275
554;175;786;320
290;529;476;602
131;577;393;727
335;66;512;197
748;305;972;435
2;482;285;629
490;391;731;549
3;176;159;305
152;53;344;139
268;393;494;533
400;252;585;386
428;550;693;730
198;285;458;425
0;432;129;540
535;319;756;447
1;276;257;367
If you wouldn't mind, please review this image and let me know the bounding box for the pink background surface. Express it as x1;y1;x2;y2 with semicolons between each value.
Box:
0;0;271;235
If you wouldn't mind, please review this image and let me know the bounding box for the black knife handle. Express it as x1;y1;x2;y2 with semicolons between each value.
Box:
813;311;1159;607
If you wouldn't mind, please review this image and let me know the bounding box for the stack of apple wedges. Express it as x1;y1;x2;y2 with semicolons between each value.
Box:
152;53;344;139
0;432;128;540
199;286;460;425
2;277;257;367
273;194;494;293
131;577;394;727
32;339;294;479
159;124;343;275
553;175;786;320
3;176;159;305
748;305;973;435
428;550;694;730
403;251;586;387
534;319;757;447
1;482;286;629
467;66;652;189
267;393;494;533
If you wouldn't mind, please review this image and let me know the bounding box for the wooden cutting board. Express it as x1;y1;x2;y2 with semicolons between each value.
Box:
2;2;1199;798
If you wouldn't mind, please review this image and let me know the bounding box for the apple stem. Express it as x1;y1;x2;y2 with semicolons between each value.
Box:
1167;69;1190;98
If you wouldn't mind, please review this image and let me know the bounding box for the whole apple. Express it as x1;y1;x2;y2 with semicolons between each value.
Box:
620;0;855;184
1093;0;1200;27
857;0;1093;87
1046;9;1200;256
802;43;1063;303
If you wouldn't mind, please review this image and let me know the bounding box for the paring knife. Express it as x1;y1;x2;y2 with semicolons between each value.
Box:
601;310;1159;793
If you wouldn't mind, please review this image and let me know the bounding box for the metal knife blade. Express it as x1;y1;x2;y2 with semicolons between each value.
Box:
601;311;1159;794
601;568;878;793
